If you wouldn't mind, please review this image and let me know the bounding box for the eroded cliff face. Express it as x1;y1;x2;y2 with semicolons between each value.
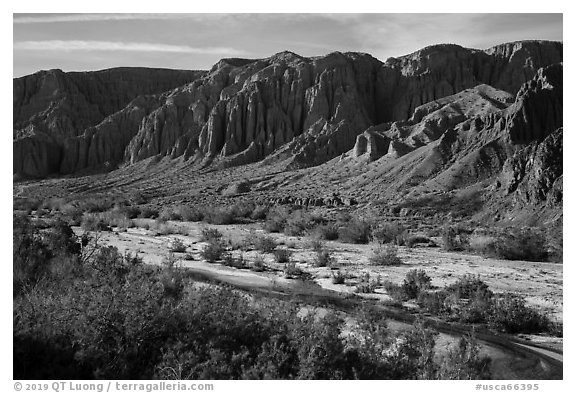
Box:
376;41;562;122
13;68;204;177
124;51;381;168
13;40;562;178
500;128;563;207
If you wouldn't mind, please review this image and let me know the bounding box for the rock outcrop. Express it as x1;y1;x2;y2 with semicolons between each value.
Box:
13;40;562;178
13;68;204;177
376;41;562;122
500;128;563;206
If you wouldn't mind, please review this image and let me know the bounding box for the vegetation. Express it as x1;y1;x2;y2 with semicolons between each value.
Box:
169;238;187;253
254;235;277;253
273;249;292;264
368;245;402;266
200;238;228;263
338;218;372;244
313;249;335;268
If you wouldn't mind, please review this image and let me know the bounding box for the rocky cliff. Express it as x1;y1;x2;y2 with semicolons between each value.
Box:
13;67;204;177
13;40;562;178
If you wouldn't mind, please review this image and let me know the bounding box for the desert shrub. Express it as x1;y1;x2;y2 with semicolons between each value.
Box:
368;245;402;266
223;253;247;269
273;249;292;263
77;197;116;213
313;249;335;268
251;255;266;272
254;235;277;253
331;270;346;284
13;215;53;295
402;269;432;299
200;239;228;263
445;275;492;299
112;204;141;219
14;197;43;212
44;219;82;256
138;206;160;219
201;227;223;242
159;206;182;221
355;272;380;293
458;291;493;324
545;224;563;263
81;213;111;232
250;205;269;220
169;238;187;253
383;281;408;302
406;234;434;248
488;294;550;334
203;206;236;225
483;228;548;262
442;225;470;251
283;262;303;279
160;256;184;299
101;210;134;229
338;218;372;244
417;291;452;315
309;238;325;252
313;223;339;240
263;206;291;233
174;205;204;222
229;201;258;219
437;333;491;380
371;222;407;245
283;210;324;236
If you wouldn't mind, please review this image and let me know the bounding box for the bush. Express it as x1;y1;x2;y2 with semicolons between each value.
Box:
254;235;277;253
445;275;492;299
169;238;187;253
283;210;324;237
203;207;236;225
338;219;372;244
174;205;204;222
201;239;228;263
402;269;432;299
437;333;491;379
368;245;402;266
283;262;303;279
331;270;346;284
371;222;407;245
250;205;269;220
273;249;292;264
223;253;247;269
442;225;470;251
201;227;223;242
251;255;266;272
313;223;340;241
355;272;380;293
488;294;550;334
263;206;290;233
483;228;548;262
309;238;325;253
406;234;434;248
313;249;335;268
383;281;409;302
81;214;111;232
138;206;159;219
417;291;452;315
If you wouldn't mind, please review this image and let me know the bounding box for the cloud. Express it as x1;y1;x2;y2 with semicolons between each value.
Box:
14;40;246;56
13;13;227;24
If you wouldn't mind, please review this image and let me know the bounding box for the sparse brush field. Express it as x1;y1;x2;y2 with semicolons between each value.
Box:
13;199;563;379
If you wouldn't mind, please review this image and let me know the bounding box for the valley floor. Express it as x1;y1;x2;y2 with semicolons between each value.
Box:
74;219;563;379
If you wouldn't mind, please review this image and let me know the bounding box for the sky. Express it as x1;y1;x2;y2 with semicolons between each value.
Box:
13;13;563;77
